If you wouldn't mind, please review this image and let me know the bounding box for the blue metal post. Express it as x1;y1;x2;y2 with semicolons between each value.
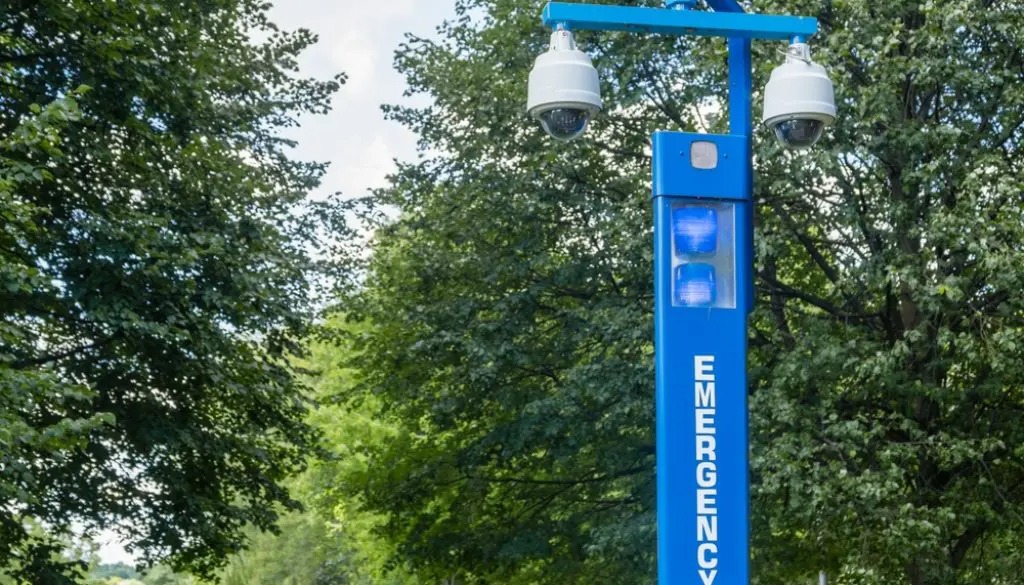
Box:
535;3;818;584
653;131;752;585
728;37;755;314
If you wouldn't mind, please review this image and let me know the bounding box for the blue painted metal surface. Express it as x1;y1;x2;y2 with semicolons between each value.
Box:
653;133;749;200
654;132;751;585
542;2;817;40
727;37;755;313
704;0;745;12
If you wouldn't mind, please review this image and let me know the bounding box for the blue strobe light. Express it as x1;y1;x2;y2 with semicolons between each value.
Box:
674;263;717;306
672;206;718;255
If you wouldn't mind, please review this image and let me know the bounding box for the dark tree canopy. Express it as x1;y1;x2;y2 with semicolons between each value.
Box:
337;0;1024;584
0;1;344;581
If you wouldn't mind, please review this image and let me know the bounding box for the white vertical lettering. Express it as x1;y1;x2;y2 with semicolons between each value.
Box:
697;515;718;542
696;435;716;462
694;355;715;381
695;409;715;434
695;381;716;408
696;489;717;514
698;543;719;568
696;461;717;488
694;354;718;584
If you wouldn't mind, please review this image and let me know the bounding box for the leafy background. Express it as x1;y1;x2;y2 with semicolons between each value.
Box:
4;0;1024;584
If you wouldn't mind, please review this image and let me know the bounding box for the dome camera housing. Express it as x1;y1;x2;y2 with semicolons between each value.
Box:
527;28;603;141
762;43;836;149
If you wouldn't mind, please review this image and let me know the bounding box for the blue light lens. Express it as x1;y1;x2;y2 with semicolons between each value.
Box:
674;263;717;306
672;206;718;255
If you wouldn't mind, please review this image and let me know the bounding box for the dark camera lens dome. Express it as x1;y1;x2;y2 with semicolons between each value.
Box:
538;107;591;141
772;118;824;148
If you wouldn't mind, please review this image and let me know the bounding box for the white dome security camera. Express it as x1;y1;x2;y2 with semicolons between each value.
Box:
527;28;603;141
762;43;836;149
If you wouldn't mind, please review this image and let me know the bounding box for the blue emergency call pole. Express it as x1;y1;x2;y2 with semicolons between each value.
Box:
526;2;835;584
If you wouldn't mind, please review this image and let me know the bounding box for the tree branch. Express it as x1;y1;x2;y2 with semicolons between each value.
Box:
468;465;648;487
759;271;878;323
8;337;116;370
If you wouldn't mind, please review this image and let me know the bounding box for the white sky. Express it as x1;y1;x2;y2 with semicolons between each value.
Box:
271;0;457;201
97;0;456;565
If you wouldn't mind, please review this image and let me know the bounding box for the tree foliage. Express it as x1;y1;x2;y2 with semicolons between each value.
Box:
750;1;1024;583
0;0;344;581
336;0;1024;584
215;317;419;585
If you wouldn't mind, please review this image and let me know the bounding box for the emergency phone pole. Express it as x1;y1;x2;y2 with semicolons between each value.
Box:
529;2;825;583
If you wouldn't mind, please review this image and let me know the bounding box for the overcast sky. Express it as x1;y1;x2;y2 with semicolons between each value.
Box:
97;0;456;565
272;0;457;201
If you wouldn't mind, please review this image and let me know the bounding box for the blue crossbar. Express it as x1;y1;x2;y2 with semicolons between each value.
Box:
542;2;817;40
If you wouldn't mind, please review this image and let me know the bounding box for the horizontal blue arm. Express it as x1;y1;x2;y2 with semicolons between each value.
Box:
542;2;817;40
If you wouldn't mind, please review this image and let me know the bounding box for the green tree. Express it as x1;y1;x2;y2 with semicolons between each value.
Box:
750;1;1024;584
139;565;193;585
302;320;422;585
88;563;139;581
338;0;1024;584
216;506;350;585
215;317;419;585
1;0;345;581
340;1;674;582
1;90;103;584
